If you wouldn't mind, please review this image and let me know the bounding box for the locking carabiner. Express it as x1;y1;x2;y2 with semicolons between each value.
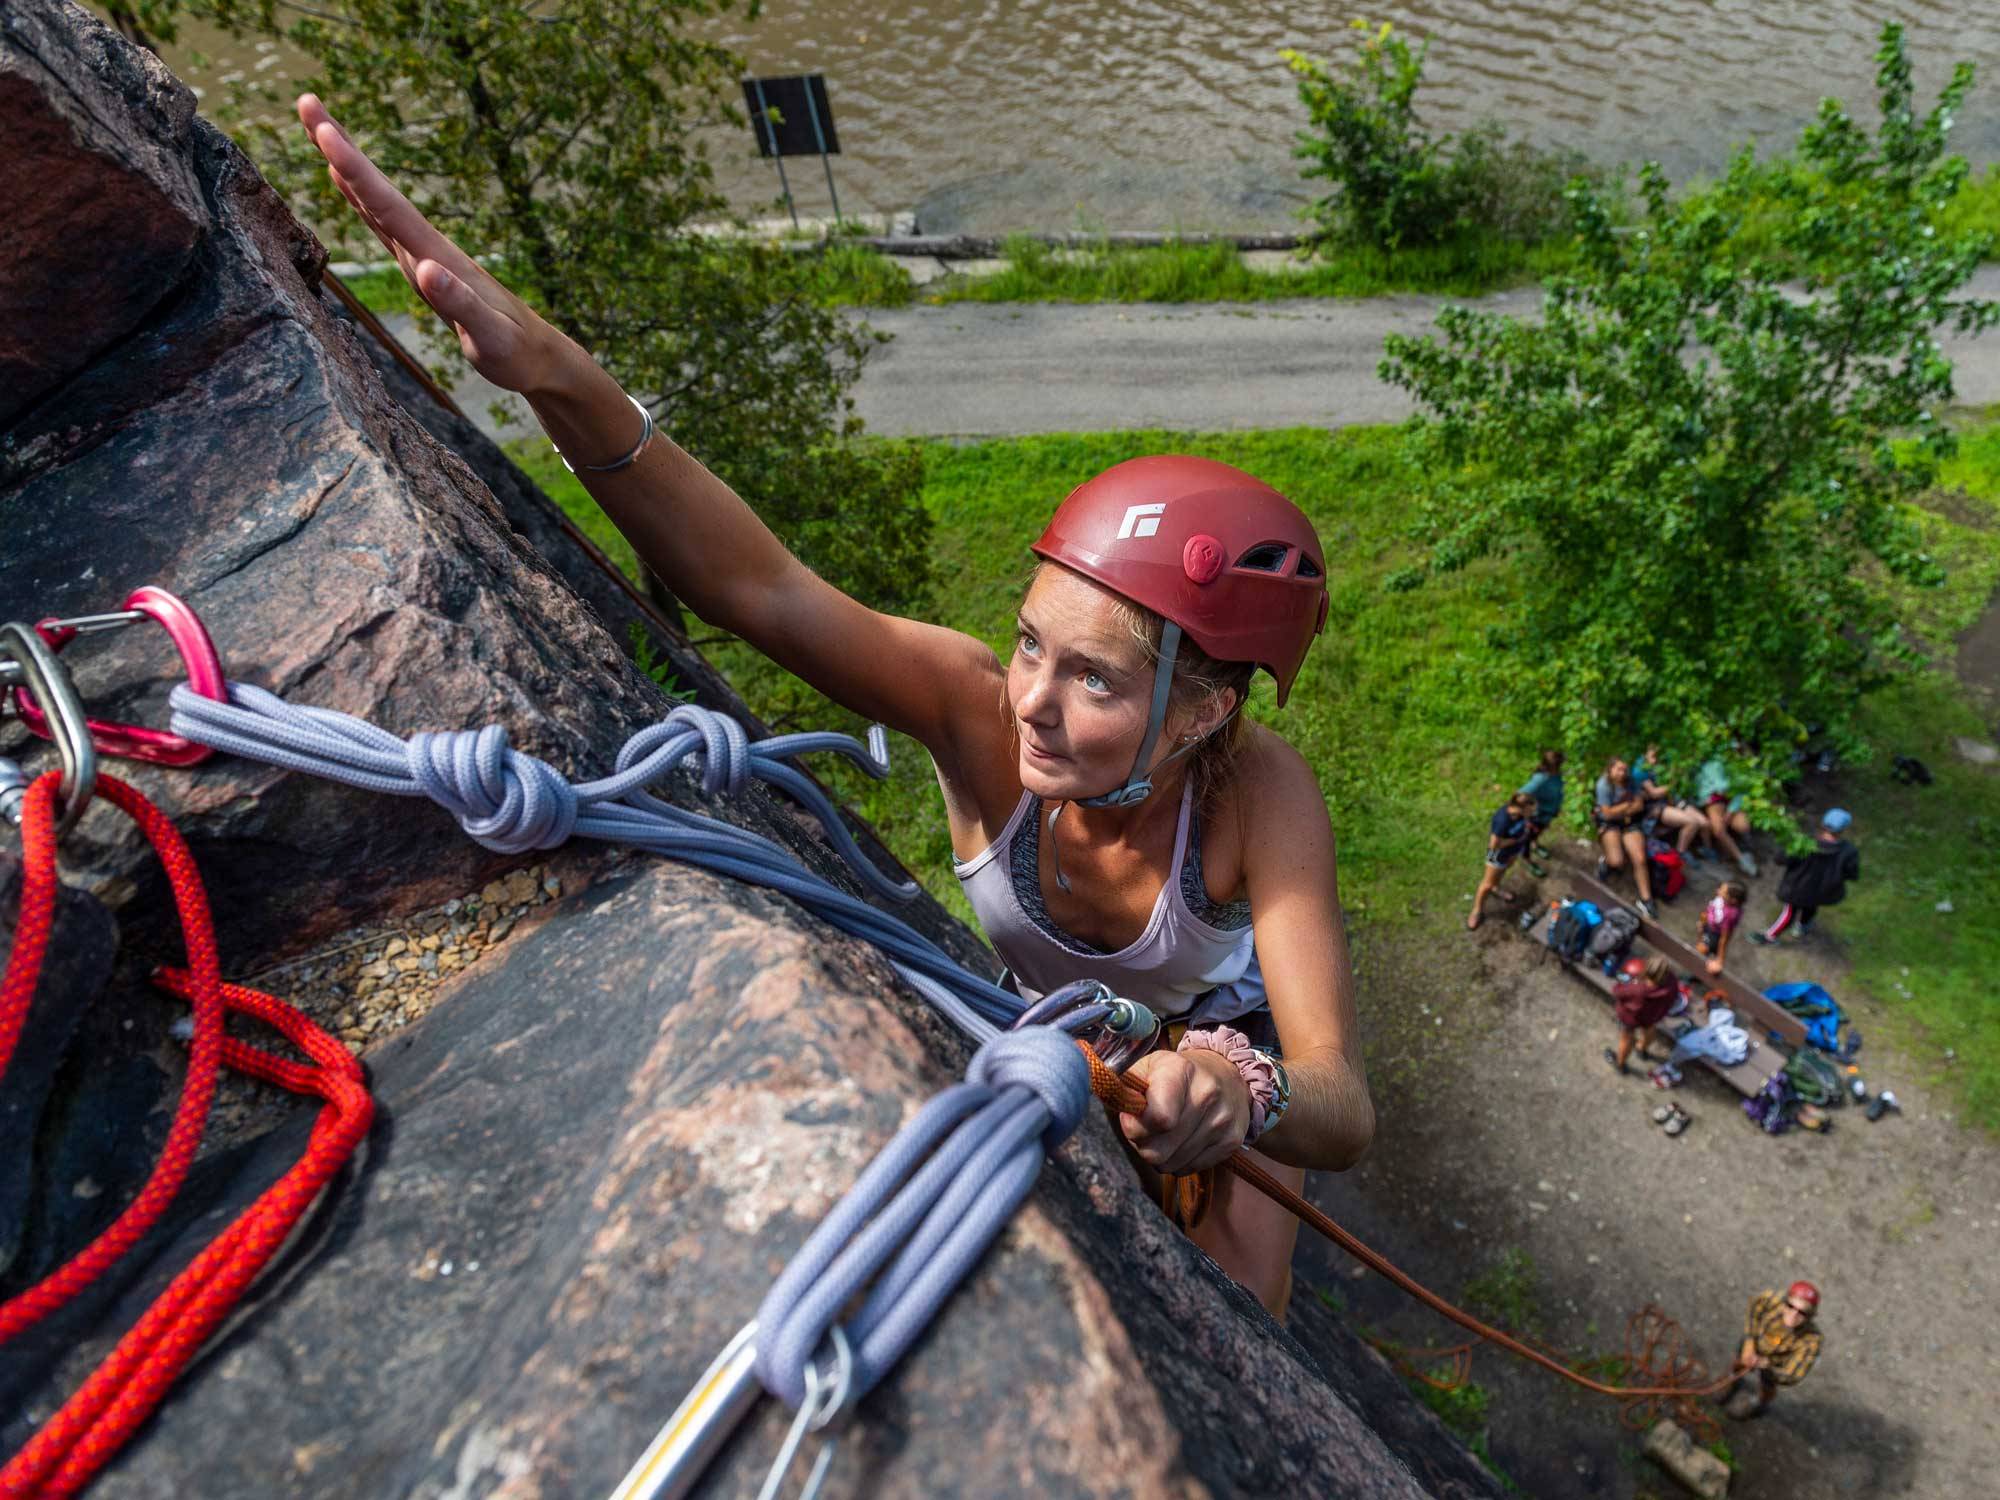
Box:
6;586;226;766
0;623;96;839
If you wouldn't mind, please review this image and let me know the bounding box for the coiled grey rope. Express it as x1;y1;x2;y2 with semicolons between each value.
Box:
753;1024;1091;1409
168;683;1023;1034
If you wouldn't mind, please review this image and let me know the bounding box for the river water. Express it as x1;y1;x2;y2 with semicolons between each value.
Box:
119;2;2000;234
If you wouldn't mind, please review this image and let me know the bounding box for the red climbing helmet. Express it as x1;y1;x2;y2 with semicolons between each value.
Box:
1031;456;1330;706
1786;1280;1820;1312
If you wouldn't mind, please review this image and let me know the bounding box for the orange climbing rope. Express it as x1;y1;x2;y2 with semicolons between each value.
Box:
1078;1044;1738;1435
0;772;375;1499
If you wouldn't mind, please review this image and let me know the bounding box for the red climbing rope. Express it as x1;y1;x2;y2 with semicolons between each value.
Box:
0;771;375;1499
1;775;227;1342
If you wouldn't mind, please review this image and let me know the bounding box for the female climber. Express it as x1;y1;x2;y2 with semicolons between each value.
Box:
297;94;1374;1320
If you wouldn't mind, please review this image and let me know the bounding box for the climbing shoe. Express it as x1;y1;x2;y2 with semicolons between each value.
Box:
1639;898;1659;919
1867;1090;1900;1122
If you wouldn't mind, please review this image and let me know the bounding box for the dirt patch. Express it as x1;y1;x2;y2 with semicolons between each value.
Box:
1956;585;2000;723
1304;839;1996;1499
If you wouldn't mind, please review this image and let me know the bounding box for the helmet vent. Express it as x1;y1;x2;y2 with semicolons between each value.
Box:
1297;555;1323;579
1235;542;1291;572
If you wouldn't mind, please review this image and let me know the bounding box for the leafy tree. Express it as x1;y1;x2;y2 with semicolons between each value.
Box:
135;0;931;621
1378;23;1997;800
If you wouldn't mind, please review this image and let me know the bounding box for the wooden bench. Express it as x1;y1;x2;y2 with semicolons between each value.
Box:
1563;868;1809;1049
1524;896;1787;1098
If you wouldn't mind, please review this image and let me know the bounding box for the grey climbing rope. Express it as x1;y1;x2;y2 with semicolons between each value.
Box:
753;1023;1091;1408
168;684;1024;1034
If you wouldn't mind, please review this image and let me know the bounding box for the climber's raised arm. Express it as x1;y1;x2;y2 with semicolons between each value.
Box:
296;95;1000;775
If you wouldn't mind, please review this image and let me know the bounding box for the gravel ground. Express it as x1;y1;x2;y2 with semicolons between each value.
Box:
1302;836;1997;1500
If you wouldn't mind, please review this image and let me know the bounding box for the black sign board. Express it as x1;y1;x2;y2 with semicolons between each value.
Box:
741;74;841;159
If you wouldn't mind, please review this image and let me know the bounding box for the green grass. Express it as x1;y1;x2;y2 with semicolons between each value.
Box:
335;231;1572;319
516;418;2000;1125
902;232;1574;307
1461;1248;1544;1336
338;263;429;317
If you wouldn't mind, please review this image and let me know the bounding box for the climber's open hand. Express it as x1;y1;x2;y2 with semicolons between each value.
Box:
1120;1048;1251;1175
297;94;567;396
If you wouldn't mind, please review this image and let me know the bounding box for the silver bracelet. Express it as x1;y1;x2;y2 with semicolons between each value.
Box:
557;392;655;475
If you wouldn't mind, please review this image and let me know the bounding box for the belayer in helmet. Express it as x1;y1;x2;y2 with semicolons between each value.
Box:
302;95;1375;1320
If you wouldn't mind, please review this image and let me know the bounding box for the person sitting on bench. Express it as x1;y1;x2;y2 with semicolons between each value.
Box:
1594;756;1657;916
1630;743;1706;852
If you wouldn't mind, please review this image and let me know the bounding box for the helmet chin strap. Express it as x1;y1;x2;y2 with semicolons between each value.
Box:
1077;622;1182;809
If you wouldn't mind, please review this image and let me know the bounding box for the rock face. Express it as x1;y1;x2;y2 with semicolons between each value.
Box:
0;5;1502;1496
0;1;206;428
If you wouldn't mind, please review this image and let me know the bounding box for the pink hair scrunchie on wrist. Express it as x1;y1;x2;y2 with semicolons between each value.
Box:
1178;1024;1283;1145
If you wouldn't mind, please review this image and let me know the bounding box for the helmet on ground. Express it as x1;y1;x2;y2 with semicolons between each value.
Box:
1032;455;1329;706
1786;1280;1820;1312
1030;456;1330;806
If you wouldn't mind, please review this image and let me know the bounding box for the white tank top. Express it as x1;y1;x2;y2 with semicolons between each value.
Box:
953;783;1266;1024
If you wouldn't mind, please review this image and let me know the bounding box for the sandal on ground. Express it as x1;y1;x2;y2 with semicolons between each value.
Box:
1663;1107;1690;1136
1652;1104;1675;1125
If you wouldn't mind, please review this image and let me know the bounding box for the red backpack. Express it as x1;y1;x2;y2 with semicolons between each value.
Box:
1645;839;1686;900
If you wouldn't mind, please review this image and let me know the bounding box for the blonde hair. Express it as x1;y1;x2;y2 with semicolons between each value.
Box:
1018;561;1255;811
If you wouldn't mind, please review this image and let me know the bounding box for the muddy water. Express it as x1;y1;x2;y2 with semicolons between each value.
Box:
118;2;2000;233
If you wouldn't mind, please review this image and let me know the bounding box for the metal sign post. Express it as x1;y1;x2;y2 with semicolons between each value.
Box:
742;74;844;230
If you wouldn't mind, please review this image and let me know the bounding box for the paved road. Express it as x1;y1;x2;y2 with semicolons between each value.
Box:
851;266;2000;437
382;265;2000;444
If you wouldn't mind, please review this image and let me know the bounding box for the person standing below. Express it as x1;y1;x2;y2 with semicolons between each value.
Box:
1723;1281;1823;1418
1468;791;1537;930
1696;880;1747;976
1753;809;1860;945
1594;756;1657;916
1606;954;1676;1073
1692;755;1759;877
1517;748;1566;877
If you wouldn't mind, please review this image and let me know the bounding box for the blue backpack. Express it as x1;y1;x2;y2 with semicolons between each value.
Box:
1546;899;1603;962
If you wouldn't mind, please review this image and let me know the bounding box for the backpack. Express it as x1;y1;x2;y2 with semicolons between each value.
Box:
1589;907;1641;963
1546;899;1602;962
1644;838;1685;901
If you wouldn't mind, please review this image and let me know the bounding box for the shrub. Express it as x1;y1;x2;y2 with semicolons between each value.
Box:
1284;22;1593;253
1285;24;1466;251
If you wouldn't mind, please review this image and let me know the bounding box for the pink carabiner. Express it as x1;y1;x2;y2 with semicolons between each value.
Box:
10;586;227;766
